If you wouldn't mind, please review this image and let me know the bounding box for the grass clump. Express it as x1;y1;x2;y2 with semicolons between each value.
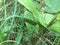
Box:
0;0;60;45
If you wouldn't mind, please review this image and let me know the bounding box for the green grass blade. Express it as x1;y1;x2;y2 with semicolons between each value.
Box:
13;29;23;45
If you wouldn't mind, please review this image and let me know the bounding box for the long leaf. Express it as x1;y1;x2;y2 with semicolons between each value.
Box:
18;0;46;27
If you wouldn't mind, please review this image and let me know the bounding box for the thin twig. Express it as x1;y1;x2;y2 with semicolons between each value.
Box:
43;37;52;45
0;40;16;45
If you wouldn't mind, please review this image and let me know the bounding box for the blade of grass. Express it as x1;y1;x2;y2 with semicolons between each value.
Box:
13;29;23;45
0;15;23;30
4;0;7;18
0;0;7;42
11;0;17;25
6;0;18;44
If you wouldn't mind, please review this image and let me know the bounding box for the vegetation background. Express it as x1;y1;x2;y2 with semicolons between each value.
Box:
0;0;60;45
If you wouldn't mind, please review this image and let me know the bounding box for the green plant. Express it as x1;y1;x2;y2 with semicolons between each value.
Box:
0;0;60;45
18;0;60;34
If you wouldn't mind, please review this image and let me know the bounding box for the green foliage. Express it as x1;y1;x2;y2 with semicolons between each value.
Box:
18;0;46;27
0;0;60;45
56;13;60;20
49;21;60;33
26;22;39;34
44;0;60;12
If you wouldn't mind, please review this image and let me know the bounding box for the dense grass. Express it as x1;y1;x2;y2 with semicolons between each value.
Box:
0;0;60;45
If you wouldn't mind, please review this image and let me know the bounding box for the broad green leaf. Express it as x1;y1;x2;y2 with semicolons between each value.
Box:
18;0;46;27
0;33;7;42
26;22;39;34
24;11;37;23
56;13;60;20
44;0;60;12
49;21;60;33
42;13;55;25
24;11;55;26
43;6;57;13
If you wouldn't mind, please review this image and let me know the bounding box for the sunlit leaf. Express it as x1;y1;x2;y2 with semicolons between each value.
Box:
24;11;55;26
43;13;55;25
56;13;60;20
49;21;60;33
18;0;46;27
44;0;60;12
24;11;37;23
